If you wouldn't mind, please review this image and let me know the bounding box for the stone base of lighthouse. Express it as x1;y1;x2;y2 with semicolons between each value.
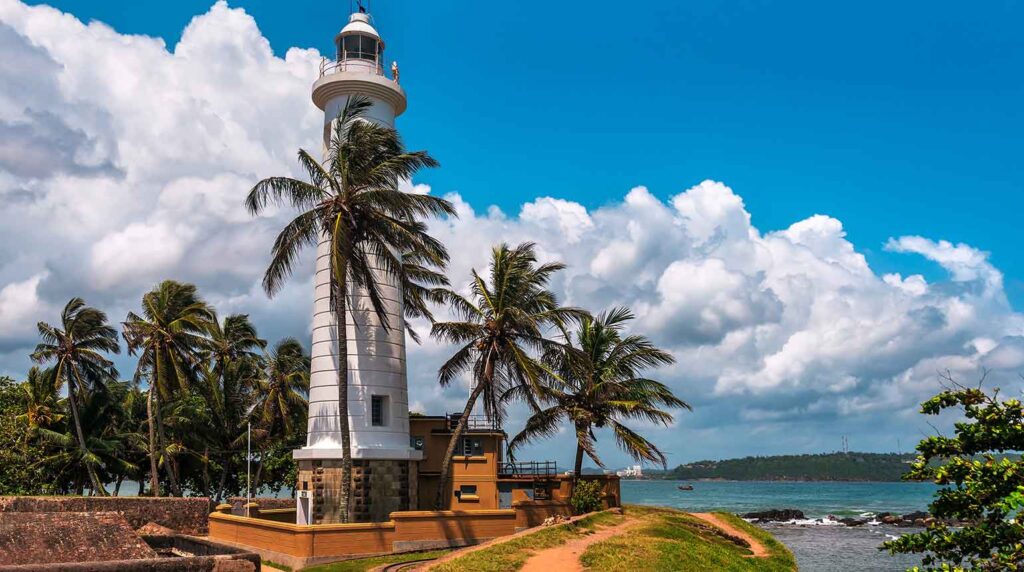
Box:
297;459;418;523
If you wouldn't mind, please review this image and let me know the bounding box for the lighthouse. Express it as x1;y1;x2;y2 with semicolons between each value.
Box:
294;7;420;524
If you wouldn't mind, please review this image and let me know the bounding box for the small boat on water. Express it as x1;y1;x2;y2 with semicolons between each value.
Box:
677;484;694;491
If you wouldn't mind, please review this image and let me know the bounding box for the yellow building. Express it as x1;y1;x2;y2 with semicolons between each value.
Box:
411;414;620;514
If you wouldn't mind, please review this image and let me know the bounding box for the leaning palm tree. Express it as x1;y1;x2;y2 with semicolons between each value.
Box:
246;95;454;522
429;242;584;509
257;338;310;439
122;280;215;496
207;313;266;385
194;360;253;501
31;298;120;495
509;307;689;486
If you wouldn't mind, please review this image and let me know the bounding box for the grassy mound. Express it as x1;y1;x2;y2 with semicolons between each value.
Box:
430;506;796;572
581;506;796;571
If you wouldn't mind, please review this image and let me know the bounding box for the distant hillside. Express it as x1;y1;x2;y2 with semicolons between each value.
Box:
661;452;917;482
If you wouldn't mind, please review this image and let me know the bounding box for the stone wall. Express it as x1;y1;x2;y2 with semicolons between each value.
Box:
0;496;211;535
0;512;260;571
0;512;155;566
297;459;415;523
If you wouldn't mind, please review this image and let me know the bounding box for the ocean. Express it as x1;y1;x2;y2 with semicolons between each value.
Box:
621;480;937;571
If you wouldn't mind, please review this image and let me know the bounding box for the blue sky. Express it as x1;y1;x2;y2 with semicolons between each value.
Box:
3;0;1023;464
27;0;1024;306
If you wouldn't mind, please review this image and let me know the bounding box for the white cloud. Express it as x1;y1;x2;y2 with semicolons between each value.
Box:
0;272;49;346
2;0;1024;464
519;197;594;243
886;236;1003;291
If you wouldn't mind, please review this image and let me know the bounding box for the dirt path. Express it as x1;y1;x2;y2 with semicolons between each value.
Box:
689;512;769;558
518;518;639;572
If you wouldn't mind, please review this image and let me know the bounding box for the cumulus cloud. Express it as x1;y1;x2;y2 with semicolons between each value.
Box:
1;0;1023;464
0;0;321;372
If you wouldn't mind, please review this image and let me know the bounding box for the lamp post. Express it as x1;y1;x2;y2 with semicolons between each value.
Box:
245;400;257;518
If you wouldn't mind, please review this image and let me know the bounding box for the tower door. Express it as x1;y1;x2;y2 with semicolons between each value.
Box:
498;482;513;509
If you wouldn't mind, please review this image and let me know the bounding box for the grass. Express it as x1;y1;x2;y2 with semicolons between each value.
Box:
262;560;292;571
302;549;453;572
579;506;797;571
431;511;624;572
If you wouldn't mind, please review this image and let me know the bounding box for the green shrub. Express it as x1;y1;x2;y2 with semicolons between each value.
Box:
570;479;603;514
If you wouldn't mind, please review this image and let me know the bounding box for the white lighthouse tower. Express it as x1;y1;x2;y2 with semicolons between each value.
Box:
294;6;420;524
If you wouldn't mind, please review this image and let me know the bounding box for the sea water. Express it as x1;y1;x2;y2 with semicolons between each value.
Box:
622;480;937;571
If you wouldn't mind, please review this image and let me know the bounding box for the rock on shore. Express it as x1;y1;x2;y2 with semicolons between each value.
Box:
741;509;806;522
741;508;942;527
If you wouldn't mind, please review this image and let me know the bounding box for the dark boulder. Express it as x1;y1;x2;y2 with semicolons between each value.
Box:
741;509;806;522
839;517;869;527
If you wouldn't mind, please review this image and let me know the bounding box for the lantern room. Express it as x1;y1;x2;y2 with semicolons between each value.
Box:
335;9;384;73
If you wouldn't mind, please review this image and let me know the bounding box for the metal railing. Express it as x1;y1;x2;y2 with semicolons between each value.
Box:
319;57;392;80
498;460;558;478
445;413;501;432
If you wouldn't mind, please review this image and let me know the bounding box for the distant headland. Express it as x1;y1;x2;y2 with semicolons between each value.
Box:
653;452;921;482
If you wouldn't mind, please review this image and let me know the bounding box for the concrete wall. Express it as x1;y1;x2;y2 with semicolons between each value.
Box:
0;496;211;535
551;475;622;509
209;507;527;569
512;501;572;528
227;497;292;516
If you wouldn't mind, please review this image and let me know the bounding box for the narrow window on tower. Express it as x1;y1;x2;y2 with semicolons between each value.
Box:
371;395;387;426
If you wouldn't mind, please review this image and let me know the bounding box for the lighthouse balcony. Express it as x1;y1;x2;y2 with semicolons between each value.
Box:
319;57;395;81
312;58;407;115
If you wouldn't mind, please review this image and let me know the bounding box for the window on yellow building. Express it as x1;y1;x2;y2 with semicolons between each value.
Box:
460;437;483;456
456;484;479;501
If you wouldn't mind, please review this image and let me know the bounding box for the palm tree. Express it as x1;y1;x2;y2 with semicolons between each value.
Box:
208;313;265;380
17;366;63;443
31;298;120;495
246;95;454;522
122;280;215;496
257;338;310;439
509;307;689;486
77;381;142;496
195;361;252;501
400;250;450;344
429;242;584;509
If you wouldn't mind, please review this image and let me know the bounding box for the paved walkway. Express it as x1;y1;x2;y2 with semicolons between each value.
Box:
689;512;769;558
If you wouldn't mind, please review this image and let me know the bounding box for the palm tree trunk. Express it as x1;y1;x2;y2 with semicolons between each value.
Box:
434;379;488;510
65;366;106;496
334;266;353;524
216;454;230;502
146;387;161;496
152;390;182;496
202;447;211;498
149;388;181;497
151;350;183;496
574;440;585;484
253;452;265;494
114;476;124;496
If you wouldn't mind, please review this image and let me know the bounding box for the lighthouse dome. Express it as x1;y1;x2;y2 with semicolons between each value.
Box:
339;12;381;41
